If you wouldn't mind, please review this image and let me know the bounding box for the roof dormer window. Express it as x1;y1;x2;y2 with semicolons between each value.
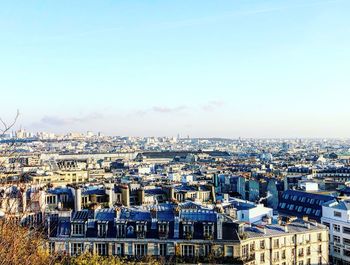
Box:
72;222;85;237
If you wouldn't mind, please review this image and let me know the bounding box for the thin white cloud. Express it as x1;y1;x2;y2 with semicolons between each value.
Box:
39;112;103;126
134;105;188;116
201;100;225;111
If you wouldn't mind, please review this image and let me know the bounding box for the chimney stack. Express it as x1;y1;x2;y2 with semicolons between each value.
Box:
74;187;82;211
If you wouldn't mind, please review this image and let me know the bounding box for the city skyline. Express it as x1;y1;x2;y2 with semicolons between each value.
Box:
1;0;349;138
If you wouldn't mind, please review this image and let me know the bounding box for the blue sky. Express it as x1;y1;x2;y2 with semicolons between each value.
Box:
1;0;349;137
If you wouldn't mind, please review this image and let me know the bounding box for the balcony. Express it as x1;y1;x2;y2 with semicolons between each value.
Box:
136;231;146;239
158;231;169;240
184;231;193;240
203;233;214;240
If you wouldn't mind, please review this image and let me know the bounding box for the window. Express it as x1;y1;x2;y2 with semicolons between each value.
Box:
282;250;286;259
334;246;341;254
72;223;84;236
203;245;212;256
273;239;279;248
260;253;265;262
82;196;88;204
298;248;304;257
182;245;194;257
334;235;340;243
298;261;304;265
158;223;167;233
322;222;330;228
226;246;233;257
260;240;265;249
136;223;146;238
298;235;304;244
305;234;310;242
318;245;322;253
344;249;350;257
343;238;350;245
307;258;311;265
135;244;147;257
115;243;124;256
281;237;286;246
183;224;193;237
116;224;126;238
242;245;248;259
203;224;213;237
46;195;56;204
343;226;350;234
60;194;69;202
273;251;279;262
96;243;107;256
333;224;340;232
159;244;167;256
71;243;84;256
317;233;322;241
307;246;311;255
334;211;342;217
98;223;107;237
49;242;55;254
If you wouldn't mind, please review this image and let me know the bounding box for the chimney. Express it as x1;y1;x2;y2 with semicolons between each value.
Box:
138;188;145;206
167;186;175;201
115;207;121;220
74;187;82;211
173;206;180;239
210;185;216;203
121;185;130;207
216;214;223;240
106;187;113;208
284;225;289;233
151;208;157;229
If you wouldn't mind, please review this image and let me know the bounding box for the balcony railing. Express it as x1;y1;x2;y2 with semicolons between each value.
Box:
203;233;214;240
184;231;193;240
158;231;169;239
136;231;146;239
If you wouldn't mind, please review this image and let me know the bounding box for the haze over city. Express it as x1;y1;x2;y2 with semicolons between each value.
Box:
1;0;349;138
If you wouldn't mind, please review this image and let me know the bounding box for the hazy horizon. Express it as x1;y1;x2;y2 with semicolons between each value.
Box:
1;0;349;138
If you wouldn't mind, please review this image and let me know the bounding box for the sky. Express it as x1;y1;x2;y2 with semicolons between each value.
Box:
1;0;349;138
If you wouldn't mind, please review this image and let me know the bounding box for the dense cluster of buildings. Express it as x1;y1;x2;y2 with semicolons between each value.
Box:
2;132;350;264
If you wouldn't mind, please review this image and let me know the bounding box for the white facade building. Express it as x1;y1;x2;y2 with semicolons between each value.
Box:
322;199;350;265
223;198;273;224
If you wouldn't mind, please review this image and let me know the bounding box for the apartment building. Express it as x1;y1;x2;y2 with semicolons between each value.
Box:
47;205;328;265
239;220;329;265
322;199;350;265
